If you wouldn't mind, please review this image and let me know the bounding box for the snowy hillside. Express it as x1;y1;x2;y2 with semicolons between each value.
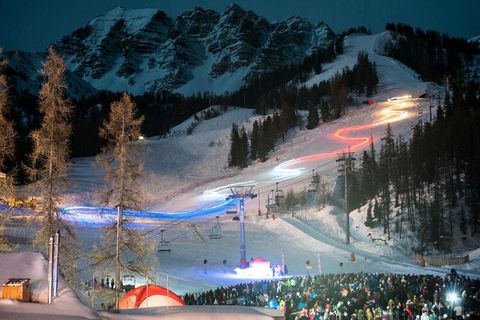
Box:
50;4;335;95
54;31;480;301
304;32;434;100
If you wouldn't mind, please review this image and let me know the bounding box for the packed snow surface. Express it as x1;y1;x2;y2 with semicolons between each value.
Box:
6;33;478;318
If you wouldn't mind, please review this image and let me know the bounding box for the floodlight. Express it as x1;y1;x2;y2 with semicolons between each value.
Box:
446;292;459;304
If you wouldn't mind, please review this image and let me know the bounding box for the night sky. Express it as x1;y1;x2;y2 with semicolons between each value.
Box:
1;0;479;52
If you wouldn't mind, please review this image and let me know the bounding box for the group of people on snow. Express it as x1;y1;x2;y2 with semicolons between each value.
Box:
183;272;480;320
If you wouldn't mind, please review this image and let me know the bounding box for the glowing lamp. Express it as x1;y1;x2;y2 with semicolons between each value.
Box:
446;292;459;304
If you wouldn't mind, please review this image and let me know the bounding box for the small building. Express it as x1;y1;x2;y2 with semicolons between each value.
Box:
2;278;31;302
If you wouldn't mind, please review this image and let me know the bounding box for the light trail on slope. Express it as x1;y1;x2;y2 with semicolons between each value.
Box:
202;181;256;201
272;95;417;177
60;199;236;226
61;95;419;225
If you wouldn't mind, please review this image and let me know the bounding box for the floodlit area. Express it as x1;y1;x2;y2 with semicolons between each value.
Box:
1;27;479;320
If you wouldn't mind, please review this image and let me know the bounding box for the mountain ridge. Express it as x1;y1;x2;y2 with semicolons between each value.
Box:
3;4;337;97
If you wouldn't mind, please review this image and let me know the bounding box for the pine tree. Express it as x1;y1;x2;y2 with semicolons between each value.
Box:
379;143;391;238
459;205;467;236
365;200;374;227
444;86;453;118
306;103;319;130
330;73;348;119
320;100;330;122
0;51;15;252
382;124;396;176
366;62;379;97
280;101;297;129
285;189;296;211
361;150;373;200
94;93;156;310
256;120;268;162
271;112;282;142
429;186;442;247
228;124;240;167
373;198;381;224
369;138;377;187
239;126;249;168
249;120;259;160
258;117;274;162
28;49;79;280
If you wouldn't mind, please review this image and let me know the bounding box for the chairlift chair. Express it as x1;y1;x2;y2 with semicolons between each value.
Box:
226;203;237;214
311;169;320;186
274;182;284;200
158;229;171;252
265;190;277;211
274;183;284;207
208;216;222;239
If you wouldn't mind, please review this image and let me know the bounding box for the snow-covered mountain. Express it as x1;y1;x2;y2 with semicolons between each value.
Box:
1;50;97;99
49;4;336;95
469;35;480;47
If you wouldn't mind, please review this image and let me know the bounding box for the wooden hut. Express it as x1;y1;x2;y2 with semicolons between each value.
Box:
2;278;31;302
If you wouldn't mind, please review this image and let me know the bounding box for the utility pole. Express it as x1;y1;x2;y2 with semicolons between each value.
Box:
227;186;257;268
336;148;356;245
115;205;123;311
53;230;60;297
47;236;54;304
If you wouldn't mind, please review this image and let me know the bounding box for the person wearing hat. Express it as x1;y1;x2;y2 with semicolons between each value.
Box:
420;304;429;320
453;302;464;320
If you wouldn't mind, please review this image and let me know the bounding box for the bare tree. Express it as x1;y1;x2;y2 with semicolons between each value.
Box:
29;48;78;279
93;93;155;309
0;50;16;252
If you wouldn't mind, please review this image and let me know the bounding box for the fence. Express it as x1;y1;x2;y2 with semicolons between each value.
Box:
413;253;469;267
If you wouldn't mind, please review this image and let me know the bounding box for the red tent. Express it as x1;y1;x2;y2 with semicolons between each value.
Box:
119;284;184;309
251;257;269;264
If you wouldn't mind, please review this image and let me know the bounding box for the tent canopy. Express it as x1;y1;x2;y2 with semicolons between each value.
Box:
251;257;269;264
119;284;184;309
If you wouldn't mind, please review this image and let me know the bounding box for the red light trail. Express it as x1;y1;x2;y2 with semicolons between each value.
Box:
275;95;417;172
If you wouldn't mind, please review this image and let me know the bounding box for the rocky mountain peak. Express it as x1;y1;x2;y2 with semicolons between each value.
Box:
10;5;338;97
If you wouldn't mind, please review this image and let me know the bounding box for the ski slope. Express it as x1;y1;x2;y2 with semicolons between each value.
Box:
42;32;480;298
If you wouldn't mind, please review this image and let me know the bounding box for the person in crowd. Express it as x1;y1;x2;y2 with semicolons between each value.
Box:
183;273;480;320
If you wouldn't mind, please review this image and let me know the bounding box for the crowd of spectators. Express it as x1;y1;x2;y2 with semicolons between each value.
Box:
183;272;480;320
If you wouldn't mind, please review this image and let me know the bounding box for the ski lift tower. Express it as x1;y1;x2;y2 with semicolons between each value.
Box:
227;185;257;268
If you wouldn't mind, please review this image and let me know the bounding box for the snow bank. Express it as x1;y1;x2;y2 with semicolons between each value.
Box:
0;251;99;319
